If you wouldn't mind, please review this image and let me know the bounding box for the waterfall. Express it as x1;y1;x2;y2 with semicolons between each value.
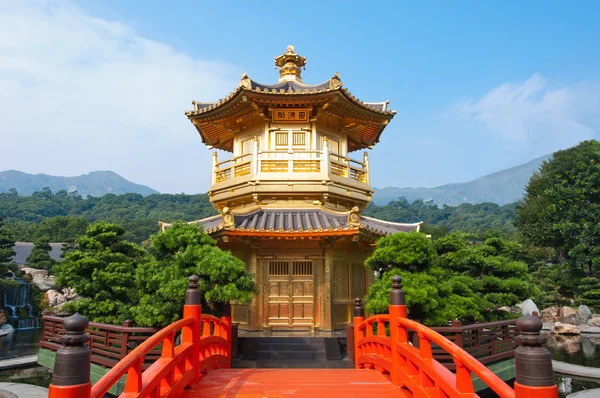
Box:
3;278;40;330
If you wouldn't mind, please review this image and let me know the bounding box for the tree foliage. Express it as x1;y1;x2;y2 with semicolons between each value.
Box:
132;223;257;327
56;222;148;324
0;218;19;288
0;190;216;244
517;140;600;308
365;232;537;325
26;237;56;272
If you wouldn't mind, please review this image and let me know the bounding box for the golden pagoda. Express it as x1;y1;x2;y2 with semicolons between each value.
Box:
167;46;422;331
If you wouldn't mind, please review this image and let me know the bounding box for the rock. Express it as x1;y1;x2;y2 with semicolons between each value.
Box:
564;336;581;354
552;322;581;335
51;302;70;316
542;306;559;323
558;377;572;396
0;311;6;327
579;324;600;334
62;287;79;301
588;317;600;327
582;337;596;358
578;305;593;325
45;289;67;307
521;299;540;316
559;306;579;325
0;324;15;335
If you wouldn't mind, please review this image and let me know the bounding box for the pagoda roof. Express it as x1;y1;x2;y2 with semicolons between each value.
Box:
174;208;421;238
185;46;396;152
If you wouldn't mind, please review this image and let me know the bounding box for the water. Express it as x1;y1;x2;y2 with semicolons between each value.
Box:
546;334;600;397
3;278;41;330
0;328;44;360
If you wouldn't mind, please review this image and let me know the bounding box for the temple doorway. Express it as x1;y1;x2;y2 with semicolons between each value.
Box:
266;259;315;328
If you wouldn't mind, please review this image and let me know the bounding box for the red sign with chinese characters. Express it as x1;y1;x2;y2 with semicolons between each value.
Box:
272;108;310;123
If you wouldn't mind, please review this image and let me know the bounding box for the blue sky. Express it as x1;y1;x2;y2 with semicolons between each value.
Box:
1;1;599;193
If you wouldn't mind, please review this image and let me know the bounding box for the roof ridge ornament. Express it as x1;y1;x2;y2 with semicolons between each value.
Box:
239;72;252;89
329;72;343;90
274;45;306;82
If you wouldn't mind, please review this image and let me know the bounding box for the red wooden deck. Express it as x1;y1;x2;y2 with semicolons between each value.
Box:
182;369;403;397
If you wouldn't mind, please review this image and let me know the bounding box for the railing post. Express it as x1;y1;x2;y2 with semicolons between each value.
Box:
451;319;464;349
220;303;232;368
322;137;329;177
48;313;91;398
389;275;405;386
353;297;364;369
183;275;202;385
212;152;218;185
363;151;370;185
514;314;558;398
252;136;259;176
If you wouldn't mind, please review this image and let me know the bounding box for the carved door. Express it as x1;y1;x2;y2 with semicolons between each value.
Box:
267;260;314;328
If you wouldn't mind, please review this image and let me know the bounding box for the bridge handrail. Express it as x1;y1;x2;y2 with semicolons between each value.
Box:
396;317;516;398
90;317;194;398
353;275;558;398
48;275;233;398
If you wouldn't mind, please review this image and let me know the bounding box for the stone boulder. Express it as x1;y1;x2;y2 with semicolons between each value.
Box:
582;337;596;358
559;306;579;325
552;322;581;335
62;287;79;301
0;324;15;336
0;311;6;327
578;305;593;325
542;306;559;323
45;289;67;307
521;299;540;316
587;317;600;327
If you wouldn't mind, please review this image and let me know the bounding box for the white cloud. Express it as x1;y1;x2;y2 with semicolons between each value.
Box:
0;1;240;193
447;74;599;146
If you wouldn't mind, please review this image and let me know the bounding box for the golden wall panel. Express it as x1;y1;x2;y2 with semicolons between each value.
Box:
333;261;350;302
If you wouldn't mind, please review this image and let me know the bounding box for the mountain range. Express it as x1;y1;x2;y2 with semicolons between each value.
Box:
1;154;550;205
0;170;159;197
372;154;551;206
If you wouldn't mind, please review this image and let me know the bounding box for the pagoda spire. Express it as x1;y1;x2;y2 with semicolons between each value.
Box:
274;45;306;82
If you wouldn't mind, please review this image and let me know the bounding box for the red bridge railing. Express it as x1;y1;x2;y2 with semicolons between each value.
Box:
353;275;558;398
47;275;232;398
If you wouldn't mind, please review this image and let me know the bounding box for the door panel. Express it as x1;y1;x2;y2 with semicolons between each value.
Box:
267;260;314;328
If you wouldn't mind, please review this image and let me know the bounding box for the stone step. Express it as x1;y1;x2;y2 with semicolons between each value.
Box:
257;343;326;352
256;350;327;360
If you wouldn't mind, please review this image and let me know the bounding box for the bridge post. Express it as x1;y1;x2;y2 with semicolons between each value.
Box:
353;297;364;368
388;275;406;386
48;313;91;398
514;314;558;398
184;275;202;385
220;303;232;368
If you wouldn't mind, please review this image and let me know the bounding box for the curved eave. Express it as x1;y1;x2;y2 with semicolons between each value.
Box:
185;79;396;118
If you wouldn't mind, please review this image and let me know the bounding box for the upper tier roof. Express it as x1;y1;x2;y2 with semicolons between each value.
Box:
185;46;396;152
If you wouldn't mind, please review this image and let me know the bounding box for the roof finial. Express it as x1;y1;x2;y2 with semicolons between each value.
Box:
274;45;306;82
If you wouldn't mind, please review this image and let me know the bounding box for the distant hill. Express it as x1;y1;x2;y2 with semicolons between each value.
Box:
0;170;159;197
373;154;551;206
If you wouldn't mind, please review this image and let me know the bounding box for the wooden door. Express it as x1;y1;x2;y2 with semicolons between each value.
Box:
267;260;314;328
291;261;314;327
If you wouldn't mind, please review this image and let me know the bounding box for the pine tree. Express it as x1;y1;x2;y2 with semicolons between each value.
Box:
26;237;56;272
0;218;18;288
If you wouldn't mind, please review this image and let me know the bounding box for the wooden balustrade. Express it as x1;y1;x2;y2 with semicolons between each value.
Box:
430;319;518;370
353;275;558;398
212;149;369;183
41;315;158;369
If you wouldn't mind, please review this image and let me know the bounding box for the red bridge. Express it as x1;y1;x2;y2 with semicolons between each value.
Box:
47;276;558;398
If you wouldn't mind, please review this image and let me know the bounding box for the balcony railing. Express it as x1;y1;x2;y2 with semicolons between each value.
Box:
212;141;369;186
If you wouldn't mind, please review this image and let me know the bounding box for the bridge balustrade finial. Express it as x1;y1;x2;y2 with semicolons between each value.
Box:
186;274;202;305
353;297;364;318
390;275;405;305
514;314;555;388
50;312;91;387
